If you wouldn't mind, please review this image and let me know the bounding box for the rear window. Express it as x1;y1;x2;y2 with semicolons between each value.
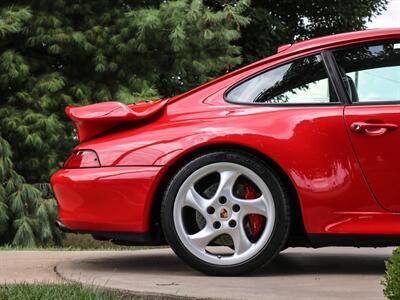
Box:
225;54;338;104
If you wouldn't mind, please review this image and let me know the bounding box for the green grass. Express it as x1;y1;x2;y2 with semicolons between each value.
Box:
0;283;137;300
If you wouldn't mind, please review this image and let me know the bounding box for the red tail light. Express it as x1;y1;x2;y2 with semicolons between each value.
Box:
63;150;100;168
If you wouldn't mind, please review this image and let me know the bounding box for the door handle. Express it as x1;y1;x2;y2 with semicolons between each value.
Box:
351;122;399;136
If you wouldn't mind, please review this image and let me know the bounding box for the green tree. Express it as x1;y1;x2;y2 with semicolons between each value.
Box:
0;137;63;246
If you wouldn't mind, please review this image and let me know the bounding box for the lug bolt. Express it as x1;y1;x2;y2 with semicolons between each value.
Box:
213;221;221;229
207;206;215;214
232;204;240;212
229;220;237;228
219;196;227;204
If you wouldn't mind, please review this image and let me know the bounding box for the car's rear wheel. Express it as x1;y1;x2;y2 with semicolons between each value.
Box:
161;151;290;275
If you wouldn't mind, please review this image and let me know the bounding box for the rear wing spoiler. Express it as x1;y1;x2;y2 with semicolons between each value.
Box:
66;99;168;142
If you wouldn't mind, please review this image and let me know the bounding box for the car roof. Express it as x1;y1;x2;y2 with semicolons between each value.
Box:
278;27;400;56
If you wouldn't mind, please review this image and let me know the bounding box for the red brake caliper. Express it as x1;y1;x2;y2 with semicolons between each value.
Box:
244;183;265;239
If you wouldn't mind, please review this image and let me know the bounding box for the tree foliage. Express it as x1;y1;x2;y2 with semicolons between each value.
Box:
0;137;63;246
384;248;400;300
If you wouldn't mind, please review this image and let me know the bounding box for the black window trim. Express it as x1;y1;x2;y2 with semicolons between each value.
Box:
321;51;350;105
330;38;400;106
223;50;346;107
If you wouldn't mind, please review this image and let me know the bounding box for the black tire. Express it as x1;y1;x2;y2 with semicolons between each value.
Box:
161;150;291;276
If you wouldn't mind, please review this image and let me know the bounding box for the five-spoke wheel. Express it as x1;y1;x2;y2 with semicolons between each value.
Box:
174;163;275;265
162;151;290;275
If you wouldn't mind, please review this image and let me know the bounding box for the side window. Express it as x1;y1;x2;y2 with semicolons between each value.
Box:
225;54;338;104
333;41;400;103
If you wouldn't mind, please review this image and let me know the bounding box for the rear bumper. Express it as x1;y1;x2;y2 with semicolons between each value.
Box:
50;166;165;233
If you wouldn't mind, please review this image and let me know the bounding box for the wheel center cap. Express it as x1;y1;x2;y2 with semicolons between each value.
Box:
219;207;230;219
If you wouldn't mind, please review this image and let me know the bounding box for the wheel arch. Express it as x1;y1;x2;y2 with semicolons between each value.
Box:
150;143;308;246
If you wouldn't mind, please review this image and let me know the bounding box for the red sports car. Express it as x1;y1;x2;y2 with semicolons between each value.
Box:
51;28;400;275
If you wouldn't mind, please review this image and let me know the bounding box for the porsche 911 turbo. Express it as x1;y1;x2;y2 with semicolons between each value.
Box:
51;28;400;275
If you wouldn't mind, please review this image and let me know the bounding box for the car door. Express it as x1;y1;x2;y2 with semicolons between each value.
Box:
333;40;400;211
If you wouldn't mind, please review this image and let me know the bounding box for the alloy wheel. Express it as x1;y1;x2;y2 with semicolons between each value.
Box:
173;162;276;265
